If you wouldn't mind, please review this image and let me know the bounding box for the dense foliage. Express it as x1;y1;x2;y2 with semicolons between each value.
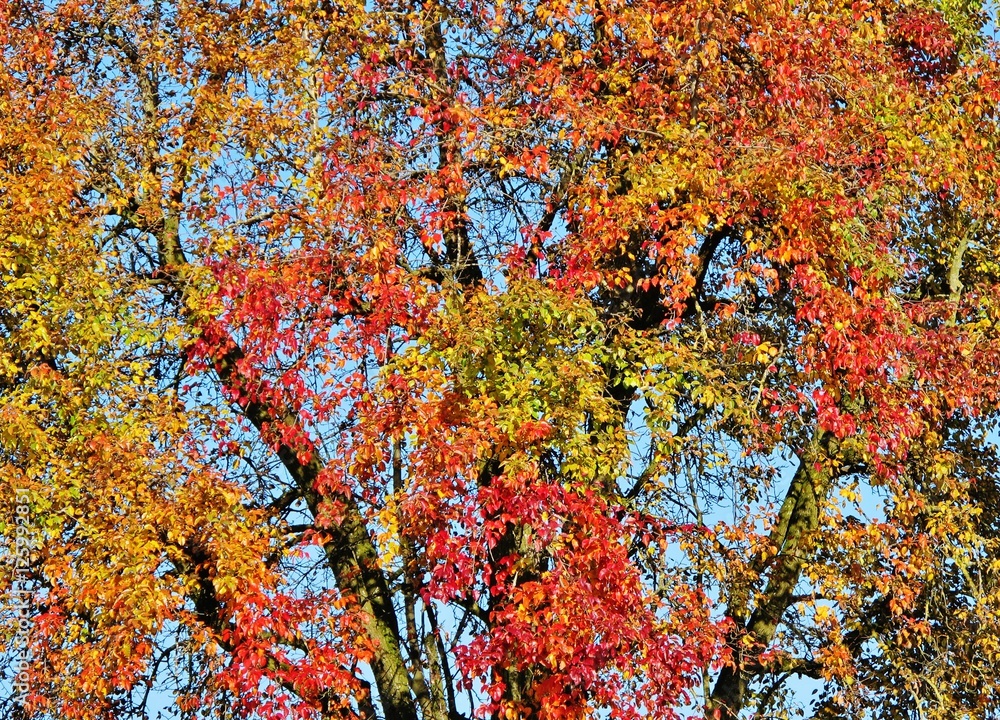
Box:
3;0;1000;718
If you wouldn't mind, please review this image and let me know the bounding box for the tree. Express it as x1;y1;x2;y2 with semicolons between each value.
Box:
3;0;1000;718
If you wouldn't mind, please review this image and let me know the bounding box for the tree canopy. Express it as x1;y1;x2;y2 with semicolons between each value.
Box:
3;0;1000;719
